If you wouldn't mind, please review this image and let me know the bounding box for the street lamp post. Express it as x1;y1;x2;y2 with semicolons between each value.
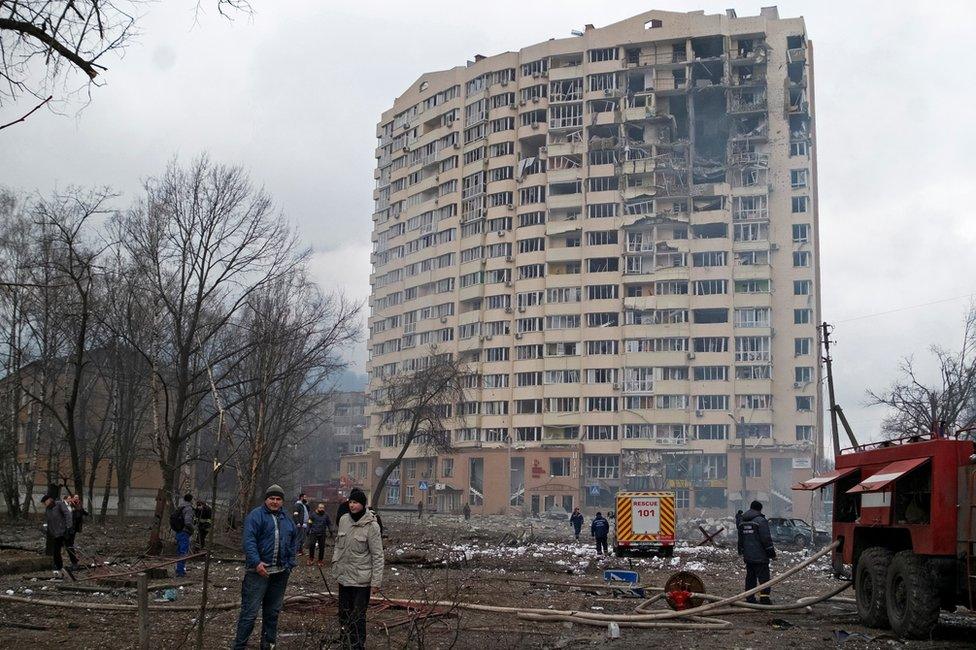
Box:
728;413;748;511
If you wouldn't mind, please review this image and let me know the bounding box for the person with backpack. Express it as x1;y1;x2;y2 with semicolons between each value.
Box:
591;512;610;555
569;507;584;542
233;484;297;650
195;499;213;550
170;493;195;577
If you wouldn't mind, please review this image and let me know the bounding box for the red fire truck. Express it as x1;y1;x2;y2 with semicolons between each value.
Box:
795;432;976;638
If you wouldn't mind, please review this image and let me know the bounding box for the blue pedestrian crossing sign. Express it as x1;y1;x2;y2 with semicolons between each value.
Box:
418;480;429;491
589;485;601;496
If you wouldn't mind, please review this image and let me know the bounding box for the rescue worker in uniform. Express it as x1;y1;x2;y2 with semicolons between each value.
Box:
736;500;776;604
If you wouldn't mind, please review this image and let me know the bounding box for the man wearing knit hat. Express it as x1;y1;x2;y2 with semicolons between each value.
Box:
233;484;297;650
332;487;384;650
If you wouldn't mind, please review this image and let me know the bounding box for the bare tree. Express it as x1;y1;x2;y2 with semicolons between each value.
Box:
0;189;105;515
0;189;29;516
224;272;360;521
122;155;303;552
867;305;976;439
96;232;156;520
18;188;113;507
370;353;467;508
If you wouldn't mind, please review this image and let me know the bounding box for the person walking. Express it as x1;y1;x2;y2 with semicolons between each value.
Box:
41;494;73;578
64;495;88;570
333;488;384;650
293;493;310;557
417;500;424;519
233;484;297;650
172;493;195;577
307;502;332;567
591;511;610;555
461;502;471;521
737;500;776;604
195;499;213;549
569;507;584;542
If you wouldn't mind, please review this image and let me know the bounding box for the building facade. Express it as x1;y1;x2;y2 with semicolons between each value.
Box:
356;7;822;519
298;391;367;486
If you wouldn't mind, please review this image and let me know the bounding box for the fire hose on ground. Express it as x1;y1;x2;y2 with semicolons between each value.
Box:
0;541;848;631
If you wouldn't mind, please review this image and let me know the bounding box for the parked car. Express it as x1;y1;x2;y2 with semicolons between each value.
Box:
767;517;830;547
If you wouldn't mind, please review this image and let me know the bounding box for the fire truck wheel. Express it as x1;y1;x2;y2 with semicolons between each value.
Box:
855;546;893;628
662;546;674;558
885;550;939;639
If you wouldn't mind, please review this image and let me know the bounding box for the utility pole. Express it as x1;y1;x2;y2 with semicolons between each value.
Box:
739;416;747;510
729;413;748;510
820;321;841;457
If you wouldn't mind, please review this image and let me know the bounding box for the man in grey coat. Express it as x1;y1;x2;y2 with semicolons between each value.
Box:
332;488;383;650
41;494;73;578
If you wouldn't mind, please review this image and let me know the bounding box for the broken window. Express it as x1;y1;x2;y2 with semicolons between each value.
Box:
588;47;619;62
672;68;687;89
550;458;571;476
521;84;547;102
693;308;728;323
490;92;516;109
521;58;549;77
693;280;727;295
793;279;812;295
735;365;772;380
588;72;618;92
469;458;484;505
692;222;728;239
550;78;583;102
735;336;770;362
791;195;809;213
733;195;768;221
520;109;546;127
549;102;583;128
519;211;545;228
742;458;762;478
795;425;813;442
733;222;767;242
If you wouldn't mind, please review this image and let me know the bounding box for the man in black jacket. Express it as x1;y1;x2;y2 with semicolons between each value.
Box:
737;500;776;604
591;512;610;555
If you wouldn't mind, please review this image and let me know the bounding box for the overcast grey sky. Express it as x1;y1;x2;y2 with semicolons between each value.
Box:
2;1;974;445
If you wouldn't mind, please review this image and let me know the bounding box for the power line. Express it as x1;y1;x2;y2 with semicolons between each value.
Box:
834;291;975;324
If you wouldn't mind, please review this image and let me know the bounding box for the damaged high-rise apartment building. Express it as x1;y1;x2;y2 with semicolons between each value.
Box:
350;7;822;520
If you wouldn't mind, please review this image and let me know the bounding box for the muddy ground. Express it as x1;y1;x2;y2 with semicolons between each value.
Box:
0;512;973;649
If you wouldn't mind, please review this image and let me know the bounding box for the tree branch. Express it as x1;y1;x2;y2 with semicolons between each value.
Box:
0;18;102;79
0;94;52;131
